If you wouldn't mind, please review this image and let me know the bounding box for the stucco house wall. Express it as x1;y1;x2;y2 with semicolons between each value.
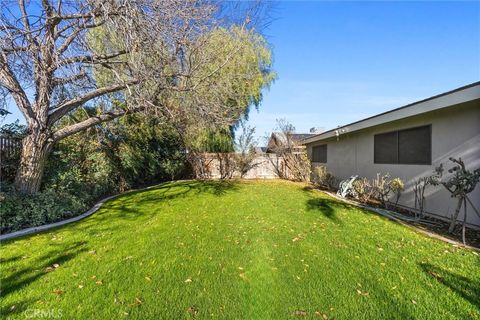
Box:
305;99;480;227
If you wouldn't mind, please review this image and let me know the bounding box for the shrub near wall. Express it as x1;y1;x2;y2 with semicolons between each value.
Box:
312;166;338;190
352;173;404;208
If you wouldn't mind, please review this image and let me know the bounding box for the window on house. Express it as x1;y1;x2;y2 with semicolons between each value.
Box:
374;125;431;165
312;144;327;163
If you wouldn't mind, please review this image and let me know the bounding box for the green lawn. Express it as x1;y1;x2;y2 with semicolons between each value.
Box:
1;180;479;319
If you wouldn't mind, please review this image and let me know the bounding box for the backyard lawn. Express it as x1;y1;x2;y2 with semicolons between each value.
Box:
1;180;479;319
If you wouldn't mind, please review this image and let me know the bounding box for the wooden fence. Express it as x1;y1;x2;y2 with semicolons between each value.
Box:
0;136;22;159
191;153;291;180
1;136;22;184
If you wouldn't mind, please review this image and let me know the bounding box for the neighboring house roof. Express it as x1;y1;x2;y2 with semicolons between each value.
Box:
302;81;480;145
267;132;316;152
255;147;267;154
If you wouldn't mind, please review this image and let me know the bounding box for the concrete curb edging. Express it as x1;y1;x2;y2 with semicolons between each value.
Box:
0;184;159;242
318;189;480;252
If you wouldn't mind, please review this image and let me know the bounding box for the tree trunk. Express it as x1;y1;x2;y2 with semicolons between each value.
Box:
13;128;53;194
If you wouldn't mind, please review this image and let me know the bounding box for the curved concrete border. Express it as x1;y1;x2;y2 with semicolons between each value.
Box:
2;181;478;251
0;185;158;242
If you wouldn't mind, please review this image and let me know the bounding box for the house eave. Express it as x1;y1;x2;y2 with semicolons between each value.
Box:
302;82;480;145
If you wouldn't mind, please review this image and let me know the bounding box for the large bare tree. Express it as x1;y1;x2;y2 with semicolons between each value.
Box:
0;0;268;194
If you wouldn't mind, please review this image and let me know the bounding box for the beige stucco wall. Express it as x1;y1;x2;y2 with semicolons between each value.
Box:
306;100;480;227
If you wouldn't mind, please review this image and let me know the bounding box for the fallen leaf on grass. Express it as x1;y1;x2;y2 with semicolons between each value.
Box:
314;311;329;319
53;289;64;295
293;310;307;317
356;289;369;296
145;276;152;282
187;305;199;316
292;234;305;242
129;297;144;307
45;263;60;272
428;271;444;282
411;299;417;304
95;280;103;285
185;278;193;283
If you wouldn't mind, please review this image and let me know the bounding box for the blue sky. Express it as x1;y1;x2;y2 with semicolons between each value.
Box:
244;0;480;143
3;1;480;145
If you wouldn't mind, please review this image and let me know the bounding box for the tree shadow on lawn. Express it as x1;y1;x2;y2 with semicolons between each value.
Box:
69;180;240;234
0;255;23;264
305;198;343;224
0;241;88;299
0;298;38;318
102;180;240;212
420;262;480;310
302;186;354;224
302;185;413;228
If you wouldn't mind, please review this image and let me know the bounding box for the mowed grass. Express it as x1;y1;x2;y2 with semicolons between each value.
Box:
1;180;479;319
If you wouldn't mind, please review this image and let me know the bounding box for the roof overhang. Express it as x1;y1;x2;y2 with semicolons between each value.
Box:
302;82;480;145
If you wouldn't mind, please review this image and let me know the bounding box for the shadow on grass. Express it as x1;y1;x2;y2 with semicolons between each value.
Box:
0;298;37;318
0;255;23;264
103;180;239;210
302;186;355;224
420;262;480;309
305;198;343;224
0;241;88;299
69;180;240;235
302;185;411;229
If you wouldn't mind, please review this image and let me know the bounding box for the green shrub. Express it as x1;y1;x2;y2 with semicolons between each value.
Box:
0;113;188;234
312;166;338;190
353;178;375;203
0;189;90;233
352;174;404;207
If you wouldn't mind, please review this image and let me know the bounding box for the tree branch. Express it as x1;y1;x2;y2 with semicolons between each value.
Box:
0;53;35;121
56;50;127;68
52;69;87;86
51;109;125;142
47;79;138;125
52;106;143;142
57;20;106;55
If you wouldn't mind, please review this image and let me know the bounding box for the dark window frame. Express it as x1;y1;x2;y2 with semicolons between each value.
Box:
374;124;432;165
312;144;327;163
